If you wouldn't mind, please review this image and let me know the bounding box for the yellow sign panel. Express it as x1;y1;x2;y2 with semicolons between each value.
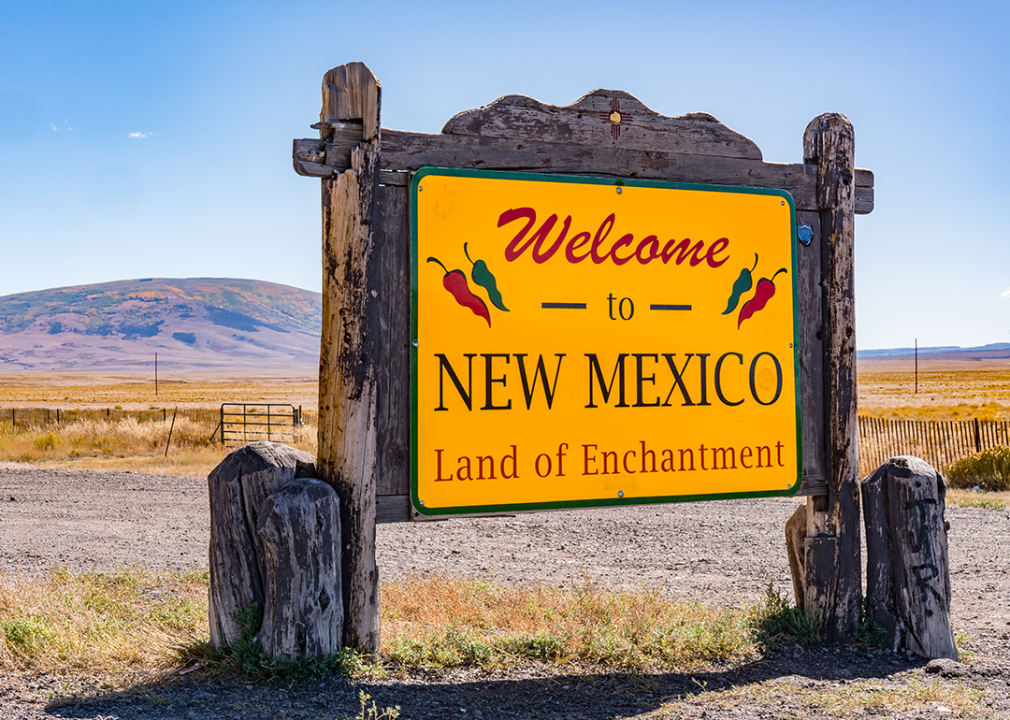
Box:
411;169;801;515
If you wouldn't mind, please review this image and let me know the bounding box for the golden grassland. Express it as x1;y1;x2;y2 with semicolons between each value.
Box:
0;415;318;479
0;371;318;476
858;359;1010;420
0;372;318;411
4;363;1010;479
5;360;1010;418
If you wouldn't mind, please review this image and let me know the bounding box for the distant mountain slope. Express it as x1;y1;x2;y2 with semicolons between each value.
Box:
858;343;1010;361
0;278;322;372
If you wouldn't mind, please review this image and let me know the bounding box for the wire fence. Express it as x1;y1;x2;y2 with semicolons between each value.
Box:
0;406;220;430
858;416;1010;476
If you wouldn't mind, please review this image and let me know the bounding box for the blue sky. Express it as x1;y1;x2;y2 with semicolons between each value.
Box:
1;0;1007;350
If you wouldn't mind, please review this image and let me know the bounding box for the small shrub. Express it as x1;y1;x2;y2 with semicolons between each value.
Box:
227;603;266;677
946;446;1010;491
180;603;365;682
501;631;565;662
954;631;977;662
853;597;887;648
748;584;820;647
33;433;58;451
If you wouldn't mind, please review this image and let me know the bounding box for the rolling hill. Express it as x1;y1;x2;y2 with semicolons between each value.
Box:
0;278;322;372
857;343;1010;361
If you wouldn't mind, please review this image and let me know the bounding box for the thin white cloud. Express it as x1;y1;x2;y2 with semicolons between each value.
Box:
1002;287;1010;298
51;120;73;132
129;131;157;139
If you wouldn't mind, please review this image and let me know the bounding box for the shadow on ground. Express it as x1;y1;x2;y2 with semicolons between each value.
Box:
39;645;939;720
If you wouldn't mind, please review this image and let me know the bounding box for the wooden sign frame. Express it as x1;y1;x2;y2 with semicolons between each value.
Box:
293;62;873;651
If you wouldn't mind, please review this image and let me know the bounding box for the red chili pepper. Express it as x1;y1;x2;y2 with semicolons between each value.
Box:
738;268;787;328
427;257;491;327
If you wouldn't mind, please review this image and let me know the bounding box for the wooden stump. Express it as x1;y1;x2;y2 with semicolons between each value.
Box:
256;478;343;659
207;441;316;648
861;456;957;659
785;504;807;609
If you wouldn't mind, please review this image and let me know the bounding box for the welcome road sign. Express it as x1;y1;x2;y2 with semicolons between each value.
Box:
411;168;801;515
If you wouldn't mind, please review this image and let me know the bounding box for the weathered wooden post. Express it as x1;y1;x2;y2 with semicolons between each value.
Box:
799;115;862;640
314;62;382;655
862;456;957;658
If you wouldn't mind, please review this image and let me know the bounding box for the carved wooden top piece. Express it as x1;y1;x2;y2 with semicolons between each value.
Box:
442;89;762;161
320;62;381;141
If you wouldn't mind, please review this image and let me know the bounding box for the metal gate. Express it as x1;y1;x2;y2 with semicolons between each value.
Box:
220;404;301;447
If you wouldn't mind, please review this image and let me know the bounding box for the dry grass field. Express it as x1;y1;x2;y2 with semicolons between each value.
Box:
0;371;318;477
2;359;1010;477
0;371;318;411
858;358;1010;420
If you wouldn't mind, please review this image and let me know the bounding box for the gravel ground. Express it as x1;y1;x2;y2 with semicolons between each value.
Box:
0;467;1007;719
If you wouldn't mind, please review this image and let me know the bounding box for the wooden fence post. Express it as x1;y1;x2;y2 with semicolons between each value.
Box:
315;62;382;655
802;113;862;640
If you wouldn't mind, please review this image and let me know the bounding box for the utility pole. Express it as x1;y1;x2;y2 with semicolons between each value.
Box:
914;339;918;394
155;353;158;396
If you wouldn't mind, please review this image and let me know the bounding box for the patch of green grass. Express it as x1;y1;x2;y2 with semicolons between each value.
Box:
499;631;565;662
946;488;1008;509
954;631;977;663
175;603;367;683
957;497;1005;509
1;616;57;659
144;596;203;630
853;598;888;649
747;584;820;647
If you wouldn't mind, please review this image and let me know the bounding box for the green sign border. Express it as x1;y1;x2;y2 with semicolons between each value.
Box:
410;167;802;517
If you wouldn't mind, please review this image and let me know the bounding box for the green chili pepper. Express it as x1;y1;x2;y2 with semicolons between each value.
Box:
722;253;759;315
464;243;509;312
